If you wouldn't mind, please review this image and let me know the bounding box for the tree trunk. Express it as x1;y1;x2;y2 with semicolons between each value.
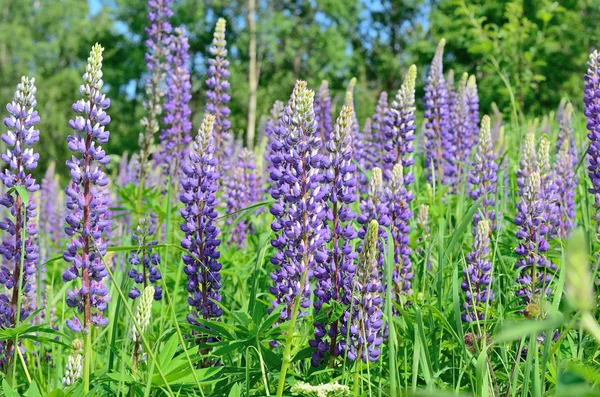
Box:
246;0;258;148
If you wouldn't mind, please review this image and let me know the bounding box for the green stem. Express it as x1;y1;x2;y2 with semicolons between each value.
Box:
83;331;91;393
275;267;309;397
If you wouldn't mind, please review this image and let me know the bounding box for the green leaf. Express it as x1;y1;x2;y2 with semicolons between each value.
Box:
25;381;42;397
228;382;241;397
2;380;20;397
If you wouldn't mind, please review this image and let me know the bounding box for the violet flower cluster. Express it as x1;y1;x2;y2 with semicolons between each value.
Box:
469;115;499;230
553;140;576;239
62;44;111;333
357;168;390;266
268;81;328;326
387;164;414;302
423;39;455;186
180;115;223;324
585;50;600;239
339;220;383;362
369;92;389;172
314;80;333;147
157;27;192;181
128;213;162;301
264;101;284;197
383;65;417;185
539;136;560;238
462;219;494;322
310;104;358;366
205;18;233;171
514;171;556;304
0;76;41;331
225;148;259;248
139;0;173;183
516;132;539;198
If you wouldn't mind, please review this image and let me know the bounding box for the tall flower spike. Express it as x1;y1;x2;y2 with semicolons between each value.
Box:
225;149;258;248
585;50;600;240
127;214;162;301
180;115;223;325
357;168;390;270
539;136;560;236
387;164;414;303
462;219;494;322
206;18;232;171
62;339;83;386
156;27;192;185
369;91;389;170
264;101;285;197
516;132;538;197
345;78;366;178
130;285;154;368
138;0;173;184
514;171;556;305
469;115;499;230
62;44;111;333
340;220;383;362
0;76;40;341
557;103;577;165
465;75;480;148
310;104;357;366
268;81;327;330
314;80;333;147
450;73;469;183
40;162;61;259
423;39;455;186
554;141;577;239
384;65;417;184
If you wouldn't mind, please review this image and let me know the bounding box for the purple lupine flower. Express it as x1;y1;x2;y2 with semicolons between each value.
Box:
224;149;258;248
514;171;556;304
516;132;538;197
127;213;162;301
339;220;383;362
40;161;61;254
423;39;455;186
310;104;357;366
268;81;328;327
449;73;469;181
205;18;232;171
62;44;111;333
387;164;414;302
383;65;417;184
345;79;367;175
369;92;389;171
156;27;192;182
264;101;285;197
465;75;480;145
557;102;577;165
553;140;577;239
585;50;600;239
461;219;494;322
469;115;499;230
539;136;560;238
0;76;40;339
180;115;223;324
357;168;390;270
139;0;173;184
314;80;333;147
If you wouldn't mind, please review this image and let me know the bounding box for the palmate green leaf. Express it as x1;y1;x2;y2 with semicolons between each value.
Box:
228;383;241;397
257;305;283;335
158;334;179;369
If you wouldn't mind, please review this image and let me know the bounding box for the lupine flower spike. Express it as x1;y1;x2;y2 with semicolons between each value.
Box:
0;76;40;366
384;65;417;184
462;219;494;322
340;220;383;362
514;171;556;308
62;44;111;333
387;164;414;303
553;140;577;239
130;285;154;369
180;115;223;325
268;80;327;327
138;0;173;184
127;214;162;300
469;115;499;230
62;339;83;386
314;80;333;147
369;92;388;171
206;18;232;171
310;104;357;366
156;27;192;186
584;50;600;240
423;39;454;186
